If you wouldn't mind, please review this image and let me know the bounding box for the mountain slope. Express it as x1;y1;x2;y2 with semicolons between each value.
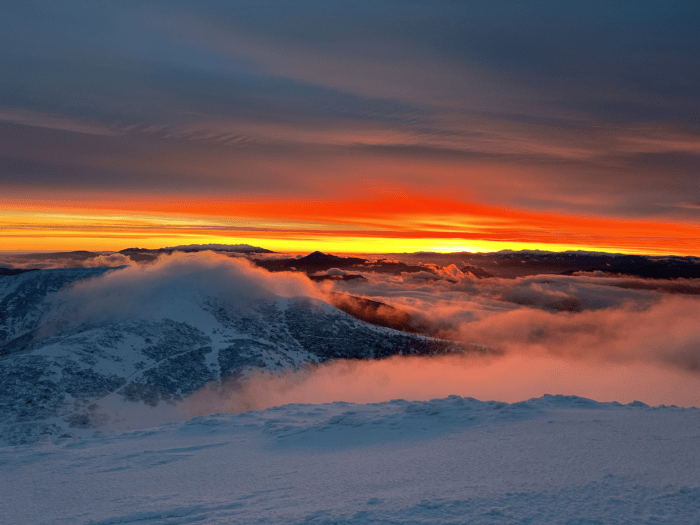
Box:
0;260;466;445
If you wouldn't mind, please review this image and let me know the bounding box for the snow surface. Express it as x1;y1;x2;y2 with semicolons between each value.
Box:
2;395;700;524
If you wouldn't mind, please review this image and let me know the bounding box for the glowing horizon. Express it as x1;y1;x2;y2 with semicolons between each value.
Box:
2;194;699;256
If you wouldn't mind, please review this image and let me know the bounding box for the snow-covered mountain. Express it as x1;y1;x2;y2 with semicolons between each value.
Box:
0;258;465;445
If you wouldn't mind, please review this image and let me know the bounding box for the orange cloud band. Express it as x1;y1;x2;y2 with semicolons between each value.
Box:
2;194;699;255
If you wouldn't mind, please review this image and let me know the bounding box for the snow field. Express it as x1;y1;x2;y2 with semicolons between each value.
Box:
2;395;700;524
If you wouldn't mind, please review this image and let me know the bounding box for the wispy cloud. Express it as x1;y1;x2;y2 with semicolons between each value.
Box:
0;108;120;137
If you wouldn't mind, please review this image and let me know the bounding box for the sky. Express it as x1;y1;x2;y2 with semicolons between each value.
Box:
1;1;699;254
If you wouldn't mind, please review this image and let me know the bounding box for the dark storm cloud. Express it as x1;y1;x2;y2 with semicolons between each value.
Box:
4;1;697;125
1;1;698;216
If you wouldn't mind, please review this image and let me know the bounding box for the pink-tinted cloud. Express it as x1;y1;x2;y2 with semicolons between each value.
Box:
181;352;700;415
177;268;700;414
328;271;700;374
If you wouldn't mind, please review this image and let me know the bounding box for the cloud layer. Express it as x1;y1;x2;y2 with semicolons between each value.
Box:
182;265;700;413
183;352;700;416
325;269;700;375
29;251;700;381
7;250;694;425
46;251;321;327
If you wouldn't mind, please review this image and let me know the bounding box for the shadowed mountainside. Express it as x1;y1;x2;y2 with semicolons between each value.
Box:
0;267;475;445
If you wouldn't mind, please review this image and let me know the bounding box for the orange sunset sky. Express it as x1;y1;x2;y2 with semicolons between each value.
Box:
1;2;699;255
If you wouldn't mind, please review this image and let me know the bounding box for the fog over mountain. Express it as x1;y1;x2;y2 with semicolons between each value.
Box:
0;252;468;445
3;247;700;445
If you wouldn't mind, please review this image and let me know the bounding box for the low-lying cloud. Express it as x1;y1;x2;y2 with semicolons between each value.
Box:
326;270;700;376
29;251;700;380
0;252;135;270
170;254;700;413
14;250;700;417
46;251;321;327
179;352;700;420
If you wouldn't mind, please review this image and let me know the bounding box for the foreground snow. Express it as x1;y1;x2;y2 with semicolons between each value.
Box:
2;395;700;524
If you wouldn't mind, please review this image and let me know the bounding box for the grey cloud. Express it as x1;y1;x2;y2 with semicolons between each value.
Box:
1;1;698;218
0;122;309;194
5;1;697;127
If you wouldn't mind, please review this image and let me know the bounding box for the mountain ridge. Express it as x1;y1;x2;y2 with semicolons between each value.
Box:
0;265;470;445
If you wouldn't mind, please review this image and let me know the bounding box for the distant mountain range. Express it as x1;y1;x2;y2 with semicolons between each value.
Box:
3;246;700;280
0;245;274;268
474;251;700;279
254;250;700;280
119;244;274;262
255;250;428;277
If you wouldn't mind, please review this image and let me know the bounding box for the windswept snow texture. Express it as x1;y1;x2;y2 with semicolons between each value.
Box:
2;395;700;524
0;264;465;445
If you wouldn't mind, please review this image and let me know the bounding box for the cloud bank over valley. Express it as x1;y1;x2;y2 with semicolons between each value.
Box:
2;248;698;429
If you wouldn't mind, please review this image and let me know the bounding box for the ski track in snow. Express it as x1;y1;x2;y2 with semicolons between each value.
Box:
2;395;700;524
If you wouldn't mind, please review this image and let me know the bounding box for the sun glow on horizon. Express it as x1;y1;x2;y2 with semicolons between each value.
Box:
2;195;699;256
